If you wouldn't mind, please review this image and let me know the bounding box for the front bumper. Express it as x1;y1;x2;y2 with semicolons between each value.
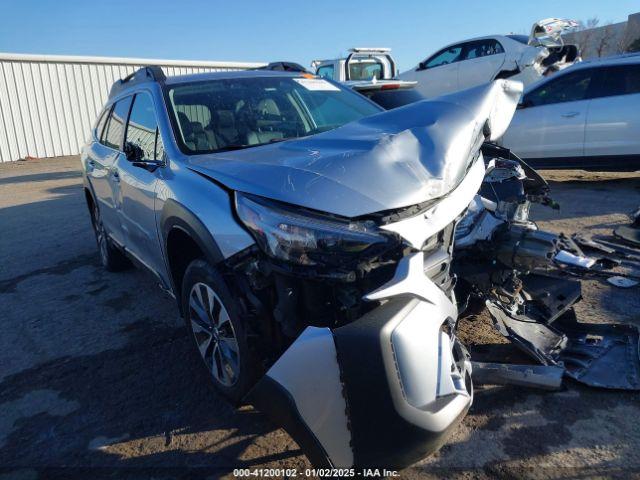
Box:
247;255;472;469
247;158;484;469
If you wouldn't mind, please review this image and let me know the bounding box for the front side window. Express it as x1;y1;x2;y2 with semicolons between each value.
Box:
424;45;463;69
125;92;161;161
348;61;383;80
102;97;133;150
316;65;334;79
525;69;595;107
463;39;505;60
166;76;382;154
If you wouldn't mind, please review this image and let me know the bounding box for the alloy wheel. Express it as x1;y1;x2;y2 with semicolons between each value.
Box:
188;282;240;386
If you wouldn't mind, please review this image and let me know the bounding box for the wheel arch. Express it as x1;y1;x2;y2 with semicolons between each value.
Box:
84;184;98;223
160;199;226;309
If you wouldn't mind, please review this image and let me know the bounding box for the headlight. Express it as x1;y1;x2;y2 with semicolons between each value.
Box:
235;193;392;266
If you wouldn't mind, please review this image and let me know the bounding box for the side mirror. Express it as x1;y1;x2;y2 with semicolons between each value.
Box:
518;99;533;109
124;141;144;162
417;61;426;71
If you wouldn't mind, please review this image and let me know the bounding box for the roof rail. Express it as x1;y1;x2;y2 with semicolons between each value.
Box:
579;51;640;65
108;66;166;99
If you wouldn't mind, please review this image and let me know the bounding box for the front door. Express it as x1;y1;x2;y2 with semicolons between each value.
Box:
114;91;165;277
457;39;506;90
402;44;463;98
503;68;596;161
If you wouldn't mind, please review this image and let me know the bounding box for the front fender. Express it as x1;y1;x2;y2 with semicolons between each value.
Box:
159;199;227;269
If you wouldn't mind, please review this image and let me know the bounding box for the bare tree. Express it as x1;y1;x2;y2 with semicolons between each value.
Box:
615;25;638;54
574;17;599;57
628;37;640;52
595;23;615;57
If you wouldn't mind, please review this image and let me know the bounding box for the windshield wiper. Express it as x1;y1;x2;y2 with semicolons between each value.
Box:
214;144;255;152
214;137;293;153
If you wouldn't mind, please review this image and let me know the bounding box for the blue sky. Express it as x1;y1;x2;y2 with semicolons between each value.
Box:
0;0;637;71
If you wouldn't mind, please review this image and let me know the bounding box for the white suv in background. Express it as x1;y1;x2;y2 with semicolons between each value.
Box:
502;54;640;171
399;19;579;98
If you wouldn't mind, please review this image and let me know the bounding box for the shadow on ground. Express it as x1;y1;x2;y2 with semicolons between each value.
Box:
0;314;302;479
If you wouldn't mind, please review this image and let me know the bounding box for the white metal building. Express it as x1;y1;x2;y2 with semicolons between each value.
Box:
0;53;265;163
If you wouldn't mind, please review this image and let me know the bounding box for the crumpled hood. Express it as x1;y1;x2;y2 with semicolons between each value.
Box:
187;80;522;218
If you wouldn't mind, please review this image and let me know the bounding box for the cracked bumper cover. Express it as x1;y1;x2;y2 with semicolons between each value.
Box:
246;247;476;468
246;157;485;468
247;288;472;469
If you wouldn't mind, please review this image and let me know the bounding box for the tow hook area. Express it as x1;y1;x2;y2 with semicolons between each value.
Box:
246;297;472;469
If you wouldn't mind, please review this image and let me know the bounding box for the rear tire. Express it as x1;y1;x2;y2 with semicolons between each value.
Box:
181;259;258;404
91;203;130;272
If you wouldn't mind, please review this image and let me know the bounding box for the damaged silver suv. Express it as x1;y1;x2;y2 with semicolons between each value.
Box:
81;66;521;469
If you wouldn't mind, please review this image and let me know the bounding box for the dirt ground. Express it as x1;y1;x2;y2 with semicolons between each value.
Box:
0;156;639;479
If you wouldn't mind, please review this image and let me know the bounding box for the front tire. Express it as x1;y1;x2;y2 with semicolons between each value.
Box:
91;203;130;272
181;259;258;403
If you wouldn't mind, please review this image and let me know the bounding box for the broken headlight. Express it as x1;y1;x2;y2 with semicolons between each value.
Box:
235;193;391;266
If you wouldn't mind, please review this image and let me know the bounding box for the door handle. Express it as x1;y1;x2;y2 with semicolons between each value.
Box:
561;112;579;118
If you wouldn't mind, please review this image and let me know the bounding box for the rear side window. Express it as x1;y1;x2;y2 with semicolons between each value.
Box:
525;69;595;107
125;92;162;161
591;64;640;99
317;65;334;79
102;97;133;150
463;39;505;60
506;34;529;45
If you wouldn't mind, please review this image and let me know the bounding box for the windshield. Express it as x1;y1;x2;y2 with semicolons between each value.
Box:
166;76;381;154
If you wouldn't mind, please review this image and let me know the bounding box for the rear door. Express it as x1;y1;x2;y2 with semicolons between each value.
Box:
502;68;596;162
113;91;166;276
404;44;463;98
457;39;506;90
87;96;133;245
584;63;640;163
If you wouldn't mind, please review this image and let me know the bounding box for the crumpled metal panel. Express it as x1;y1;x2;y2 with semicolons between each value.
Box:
555;313;640;390
187;80;522;218
487;302;640;390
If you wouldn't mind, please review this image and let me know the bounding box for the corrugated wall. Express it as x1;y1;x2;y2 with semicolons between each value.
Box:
0;53;265;162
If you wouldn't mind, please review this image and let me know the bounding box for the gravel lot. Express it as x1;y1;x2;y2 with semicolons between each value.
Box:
1;156;639;479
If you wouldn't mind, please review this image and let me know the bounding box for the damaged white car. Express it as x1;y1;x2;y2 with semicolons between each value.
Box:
399;18;580;98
